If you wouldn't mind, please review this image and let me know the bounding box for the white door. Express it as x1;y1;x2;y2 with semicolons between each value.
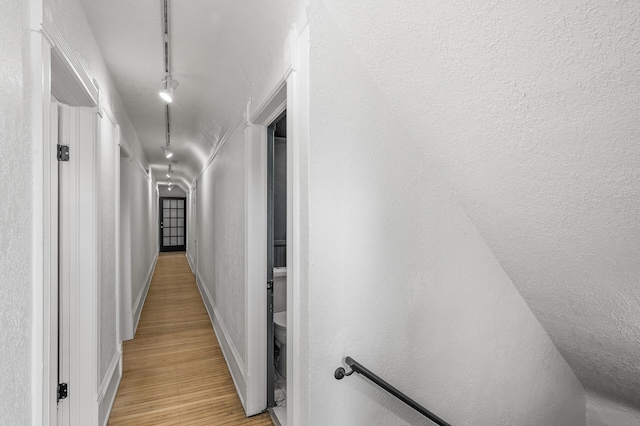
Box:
55;103;100;425
55;102;71;425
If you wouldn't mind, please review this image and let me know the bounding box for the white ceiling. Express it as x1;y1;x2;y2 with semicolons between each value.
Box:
79;0;640;410
79;0;302;188
318;0;640;409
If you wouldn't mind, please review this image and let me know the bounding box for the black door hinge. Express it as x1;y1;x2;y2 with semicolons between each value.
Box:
57;144;69;162
57;383;68;401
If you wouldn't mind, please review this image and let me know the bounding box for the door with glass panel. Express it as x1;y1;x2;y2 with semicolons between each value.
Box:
160;197;186;252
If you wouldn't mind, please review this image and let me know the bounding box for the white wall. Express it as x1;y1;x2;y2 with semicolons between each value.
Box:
158;186;186;198
186;186;197;270
98;112;118;381
196;125;246;362
126;155;157;332
0;1;33;424
316;0;640;409
587;394;640;426
119;154;133;339
303;4;585;425
130;164;156;309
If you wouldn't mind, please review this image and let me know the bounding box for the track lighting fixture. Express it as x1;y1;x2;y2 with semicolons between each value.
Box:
166;164;174;178
159;0;176;165
159;78;179;103
161;144;173;158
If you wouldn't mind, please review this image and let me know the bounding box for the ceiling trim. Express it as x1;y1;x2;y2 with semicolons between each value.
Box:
191;116;245;187
248;68;291;124
41;23;98;107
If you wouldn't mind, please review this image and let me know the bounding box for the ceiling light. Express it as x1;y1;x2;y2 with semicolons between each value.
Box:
159;79;179;103
166;164;173;178
161;145;173;158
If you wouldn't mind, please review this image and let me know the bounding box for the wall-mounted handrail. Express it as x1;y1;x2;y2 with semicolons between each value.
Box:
335;356;452;426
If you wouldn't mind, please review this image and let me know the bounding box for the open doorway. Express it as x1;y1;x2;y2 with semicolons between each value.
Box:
267;111;287;424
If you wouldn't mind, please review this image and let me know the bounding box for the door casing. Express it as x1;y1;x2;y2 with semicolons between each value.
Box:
159;197;187;252
33;21;102;426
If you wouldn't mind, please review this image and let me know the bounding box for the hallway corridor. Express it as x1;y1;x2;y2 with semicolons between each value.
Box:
108;252;273;425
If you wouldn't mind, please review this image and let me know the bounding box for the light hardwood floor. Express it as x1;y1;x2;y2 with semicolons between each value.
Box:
108;252;273;426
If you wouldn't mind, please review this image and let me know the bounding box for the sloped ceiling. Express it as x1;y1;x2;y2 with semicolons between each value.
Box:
78;0;302;190
317;0;640;409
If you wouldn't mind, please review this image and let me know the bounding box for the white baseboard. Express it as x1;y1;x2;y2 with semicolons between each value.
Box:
132;252;158;335
195;271;248;411
98;350;122;426
186;250;196;274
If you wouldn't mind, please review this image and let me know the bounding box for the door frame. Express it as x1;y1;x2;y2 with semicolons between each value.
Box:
118;144;134;341
159;197;188;252
31;19;100;425
244;17;309;424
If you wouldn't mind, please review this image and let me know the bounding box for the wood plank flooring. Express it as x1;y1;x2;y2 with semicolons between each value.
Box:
108;252;273;426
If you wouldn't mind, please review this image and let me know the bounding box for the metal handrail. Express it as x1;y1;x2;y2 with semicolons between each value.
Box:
334;356;452;426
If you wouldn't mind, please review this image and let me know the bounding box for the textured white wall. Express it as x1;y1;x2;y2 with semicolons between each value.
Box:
158;186;186;198
318;0;640;410
196;127;246;361
587;394;640;426
305;4;585;425
187;188;197;268
129;162;157;311
0;1;32;424
98;116;117;379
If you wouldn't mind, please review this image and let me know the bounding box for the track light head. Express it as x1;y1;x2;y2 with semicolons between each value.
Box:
161;145;173;158
159;88;173;103
159;79;179;103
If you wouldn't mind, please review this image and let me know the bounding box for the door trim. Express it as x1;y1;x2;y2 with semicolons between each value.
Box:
244;93;282;416
244;17;309;422
31;20;99;426
159;197;187;252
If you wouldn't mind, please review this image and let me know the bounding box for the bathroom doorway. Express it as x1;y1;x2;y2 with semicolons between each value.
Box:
267;111;287;423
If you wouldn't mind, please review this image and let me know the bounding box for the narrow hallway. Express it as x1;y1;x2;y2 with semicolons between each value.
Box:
108;252;273;425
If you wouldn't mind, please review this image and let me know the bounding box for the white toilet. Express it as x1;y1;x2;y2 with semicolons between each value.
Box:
274;311;287;378
273;267;287;378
